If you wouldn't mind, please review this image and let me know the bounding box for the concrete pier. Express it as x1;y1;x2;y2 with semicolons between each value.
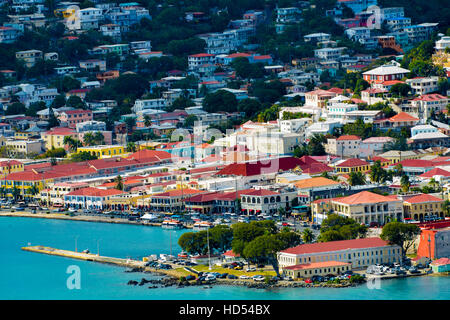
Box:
21;246;146;268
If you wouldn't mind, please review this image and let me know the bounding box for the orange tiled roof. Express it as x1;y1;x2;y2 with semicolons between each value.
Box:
333;191;401;205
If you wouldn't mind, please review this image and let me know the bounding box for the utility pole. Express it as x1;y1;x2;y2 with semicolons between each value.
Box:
207;227;211;271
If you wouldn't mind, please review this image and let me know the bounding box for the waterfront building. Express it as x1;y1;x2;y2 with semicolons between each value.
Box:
417;228;450;259
278;237;402;272
240;188;297;215
430;257;450;273
282;261;352;279
403;193;445;221
312;191;404;225
0;160;23;179
64;187;125;210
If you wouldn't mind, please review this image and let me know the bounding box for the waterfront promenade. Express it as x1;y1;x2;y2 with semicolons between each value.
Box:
0;211;163;227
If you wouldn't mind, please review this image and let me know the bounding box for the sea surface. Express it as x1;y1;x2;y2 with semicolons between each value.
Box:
1;216;449;300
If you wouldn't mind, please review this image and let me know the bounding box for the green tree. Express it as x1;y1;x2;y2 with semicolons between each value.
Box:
380;222;420;257
70;151;97;162
202;90;238;113
6;102;26;115
126;142;136;153
184;115;198;127
349;171;366;186
66;96;85;109
302;228;315;243
400;174;410;193
369;160;389;183
115;175;124;191
389;83;411;97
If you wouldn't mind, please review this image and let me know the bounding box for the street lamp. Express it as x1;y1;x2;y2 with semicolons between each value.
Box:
75;235;79;252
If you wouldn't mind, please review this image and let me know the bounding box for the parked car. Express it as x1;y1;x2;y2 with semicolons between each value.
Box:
234;266;243;270
311;275;324;282
218;273;228;279
252;275;265;281
408;266;420;274
185;275;195;281
282;276;293;281
227;274;238;279
246;267;256;272
239;275;250;279
304;278;313;284
271;276;280;282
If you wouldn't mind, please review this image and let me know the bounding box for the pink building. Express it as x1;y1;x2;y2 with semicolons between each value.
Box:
58;110;93;129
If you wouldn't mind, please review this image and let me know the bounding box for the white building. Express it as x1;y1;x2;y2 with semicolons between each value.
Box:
314;47;346;61
405;76;439;95
411;94;449;119
133;99;167;113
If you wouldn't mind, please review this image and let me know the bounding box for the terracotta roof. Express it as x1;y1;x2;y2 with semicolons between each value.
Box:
223;250;240;257
430;258;450;266
216;157;304;176
66;187;125;197
189;53;215;58
284;261;351;270
294;177;340;189
394;159;434;168
333;191;401;205
336;158;369;167
418;168;450;178
152;189;203;198
404;194;443;204
336;135;361;141
280;237;392;255
389;112;419;122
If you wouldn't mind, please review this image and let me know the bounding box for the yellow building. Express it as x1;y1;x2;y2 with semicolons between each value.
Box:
77;145;126;159
14;132;33;140
42;127;78;151
1;171;54;200
312;191;404;225
403;193;445;221
0;160;24;179
335;158;371;174
283;261;352;279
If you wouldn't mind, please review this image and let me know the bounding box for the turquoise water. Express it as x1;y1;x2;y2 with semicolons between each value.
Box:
1;216;449;300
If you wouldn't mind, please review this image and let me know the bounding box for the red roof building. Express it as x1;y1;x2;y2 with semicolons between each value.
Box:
278;237;402;271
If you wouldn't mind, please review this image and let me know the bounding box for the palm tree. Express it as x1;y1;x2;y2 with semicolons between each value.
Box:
93;132;105;145
302;228;315;243
349;171;366;186
83;132;96;146
0;186;6;199
12;186;20;202
64;136;80;153
126;142;136;153
400;174;410;193
27;184;40;202
428;178;440;192
115;175;123;191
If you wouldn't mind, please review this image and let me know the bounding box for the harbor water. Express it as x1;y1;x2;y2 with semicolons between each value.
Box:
1;216;449;300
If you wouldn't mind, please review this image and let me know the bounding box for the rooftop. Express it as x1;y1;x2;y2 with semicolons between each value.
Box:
280;237;392;255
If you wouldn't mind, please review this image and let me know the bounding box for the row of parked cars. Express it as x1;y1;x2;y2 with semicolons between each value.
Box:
366;262;424;276
144;261;173;270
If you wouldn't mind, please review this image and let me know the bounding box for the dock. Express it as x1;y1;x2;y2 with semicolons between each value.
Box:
21;246;146;268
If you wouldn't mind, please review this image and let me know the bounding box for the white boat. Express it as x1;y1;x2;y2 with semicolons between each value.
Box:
162;219;183;229
193;221;213;230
